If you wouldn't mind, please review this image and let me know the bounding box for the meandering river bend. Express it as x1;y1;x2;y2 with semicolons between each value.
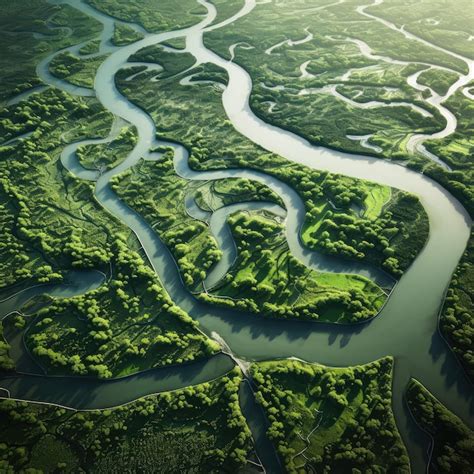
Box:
1;1;473;472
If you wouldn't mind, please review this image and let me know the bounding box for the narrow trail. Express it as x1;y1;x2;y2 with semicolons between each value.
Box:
1;1;473;473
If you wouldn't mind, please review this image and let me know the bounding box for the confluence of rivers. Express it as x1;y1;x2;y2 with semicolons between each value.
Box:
0;1;472;473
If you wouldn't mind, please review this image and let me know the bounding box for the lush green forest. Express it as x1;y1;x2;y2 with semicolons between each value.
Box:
251;358;409;473
0;0;472;472
406;379;474;473
116;55;428;282
201;210;385;322
0;368;255;472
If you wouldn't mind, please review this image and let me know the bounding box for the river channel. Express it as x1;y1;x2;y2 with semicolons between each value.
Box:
0;1;472;473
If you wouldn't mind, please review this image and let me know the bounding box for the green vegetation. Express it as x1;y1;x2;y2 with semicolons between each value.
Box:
0;88;218;377
112;23;144;46
294;172;428;277
195;177;283;211
209;0;245;27
369;0;474;59
77;123;138;171
49;51;106;88
79;39;101;55
417;68;460;96
440;232;474;381
0;368;255;472
161;37;186;50
0;325;14;372
0;89;113;291
129;44;196;77
112;153;222;291
117;55;427;280
112;152;281;291
251;358;409;473
86;0;207;33
0;0;102;101
202;210;386;322
203;0;474;218
406;379;474;473
18;237;217;378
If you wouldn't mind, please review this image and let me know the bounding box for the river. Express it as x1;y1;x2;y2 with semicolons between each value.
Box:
0;0;472;473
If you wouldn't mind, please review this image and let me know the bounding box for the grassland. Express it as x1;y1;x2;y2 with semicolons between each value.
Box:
251;357;409;473
0;368;255;473
201;210;386;323
406;379;474;473
0;0;102;102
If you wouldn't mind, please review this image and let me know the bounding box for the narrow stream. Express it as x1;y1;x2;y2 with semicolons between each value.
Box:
1;1;472;473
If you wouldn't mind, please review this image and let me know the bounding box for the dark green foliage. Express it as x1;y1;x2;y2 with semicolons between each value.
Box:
251;358;409;473
406;379;474;473
0;369;254;473
202;211;386;323
112;23;144;46
440;232;474;380
0;0;102;101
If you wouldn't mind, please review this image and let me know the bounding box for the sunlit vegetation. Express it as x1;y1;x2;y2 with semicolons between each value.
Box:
208;0;246;27
417;68;460;96
282;167;428;277
0;0;102;101
18;237;217;378
201;210;386;323
112;23;144;46
203;0;473;219
112;152;281;291
406;379;474;473
0;368;255;472
251;358;409;473
86;0;207;33
117;57;427;280
112;154;222;290
49;51;106;88
129;44;196;78
79;39;101;55
423;88;474;214
161;37;186;51
195;178;283;211
77;123;138;170
440;232;474;381
0;89;114;292
369;0;474;59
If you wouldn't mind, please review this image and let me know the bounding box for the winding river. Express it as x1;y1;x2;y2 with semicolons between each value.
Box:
1;0;473;473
